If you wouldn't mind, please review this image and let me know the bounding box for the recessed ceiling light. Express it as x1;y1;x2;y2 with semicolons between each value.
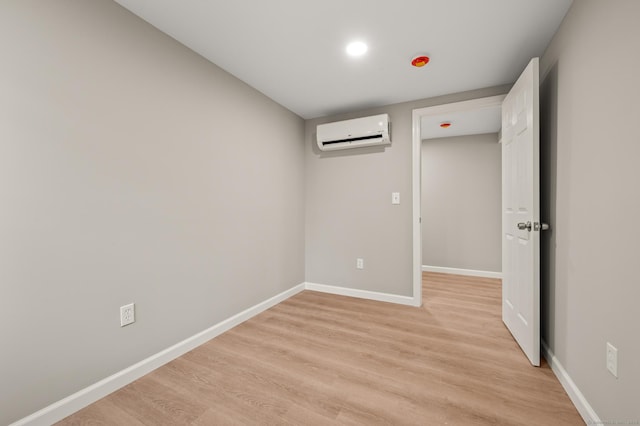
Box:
346;41;368;57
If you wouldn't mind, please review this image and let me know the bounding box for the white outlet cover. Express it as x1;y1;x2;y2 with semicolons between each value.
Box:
120;303;135;327
392;192;400;205
606;342;618;378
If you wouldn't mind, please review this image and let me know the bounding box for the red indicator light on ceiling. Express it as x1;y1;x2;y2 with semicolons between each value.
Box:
411;55;430;67
440;122;452;128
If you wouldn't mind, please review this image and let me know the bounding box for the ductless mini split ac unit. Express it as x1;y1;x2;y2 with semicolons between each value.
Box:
316;114;391;151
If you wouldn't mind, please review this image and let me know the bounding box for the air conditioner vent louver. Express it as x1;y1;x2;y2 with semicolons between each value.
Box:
316;114;391;151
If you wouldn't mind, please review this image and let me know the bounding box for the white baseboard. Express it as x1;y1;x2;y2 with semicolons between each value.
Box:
304;282;418;306
541;340;600;425
11;283;306;426
422;265;502;279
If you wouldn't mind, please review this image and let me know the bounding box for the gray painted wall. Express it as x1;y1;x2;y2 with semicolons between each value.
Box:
10;0;638;422
305;86;509;296
0;1;304;424
421;134;501;272
540;0;640;420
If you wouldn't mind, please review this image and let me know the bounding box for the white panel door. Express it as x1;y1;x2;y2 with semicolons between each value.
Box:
502;58;541;366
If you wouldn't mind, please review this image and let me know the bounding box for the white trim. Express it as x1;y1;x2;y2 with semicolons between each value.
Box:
412;95;506;310
304;282;417;306
541;340;601;425
421;265;502;279
11;283;306;426
411;108;423;307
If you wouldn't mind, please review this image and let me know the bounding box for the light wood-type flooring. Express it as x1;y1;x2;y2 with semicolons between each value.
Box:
58;272;582;425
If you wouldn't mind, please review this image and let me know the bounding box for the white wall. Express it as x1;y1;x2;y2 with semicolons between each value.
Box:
421;133;501;272
0;1;305;424
540;0;640;420
304;86;509;296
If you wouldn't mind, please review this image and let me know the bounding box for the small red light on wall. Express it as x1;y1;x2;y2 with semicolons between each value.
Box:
411;55;430;67
440;122;452;128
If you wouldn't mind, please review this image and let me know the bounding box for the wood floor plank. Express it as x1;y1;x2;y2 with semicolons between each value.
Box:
56;397;147;426
57;272;582;425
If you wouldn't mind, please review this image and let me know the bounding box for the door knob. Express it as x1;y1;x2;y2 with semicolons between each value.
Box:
517;221;550;232
517;221;532;231
534;222;550;231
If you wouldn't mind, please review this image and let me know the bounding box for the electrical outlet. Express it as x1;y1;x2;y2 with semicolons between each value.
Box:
606;342;618;378
120;303;135;327
356;258;364;269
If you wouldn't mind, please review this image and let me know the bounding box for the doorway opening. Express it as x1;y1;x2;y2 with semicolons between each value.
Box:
410;95;506;305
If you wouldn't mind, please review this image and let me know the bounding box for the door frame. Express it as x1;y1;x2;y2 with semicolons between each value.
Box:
411;94;506;305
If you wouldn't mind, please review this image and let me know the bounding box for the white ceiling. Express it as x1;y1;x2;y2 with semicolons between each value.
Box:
114;0;572;119
421;105;502;141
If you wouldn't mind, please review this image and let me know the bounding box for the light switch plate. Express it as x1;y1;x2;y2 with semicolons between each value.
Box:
392;192;400;205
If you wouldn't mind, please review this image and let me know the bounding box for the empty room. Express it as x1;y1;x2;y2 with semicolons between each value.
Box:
2;1;638;425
